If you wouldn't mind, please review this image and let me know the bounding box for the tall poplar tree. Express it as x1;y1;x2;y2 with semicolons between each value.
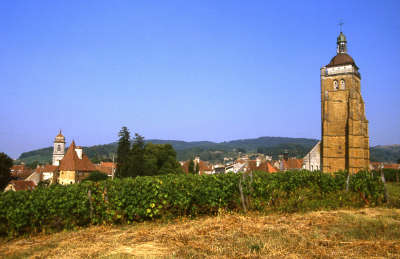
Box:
188;159;195;174
130;133;145;177
195;162;199;174
116;127;131;178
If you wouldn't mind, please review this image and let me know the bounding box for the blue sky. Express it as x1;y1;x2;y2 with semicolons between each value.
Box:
1;0;399;158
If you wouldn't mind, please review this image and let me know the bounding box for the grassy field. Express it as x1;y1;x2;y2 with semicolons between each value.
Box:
1;183;399;259
1;208;399;258
387;182;400;207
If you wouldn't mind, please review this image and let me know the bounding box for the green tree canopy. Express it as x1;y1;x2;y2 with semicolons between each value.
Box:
116;126;131;178
0;152;13;190
116;128;183;177
195;162;199;174
143;143;183;175
130;133;145;177
188;159;195;174
84;171;109;182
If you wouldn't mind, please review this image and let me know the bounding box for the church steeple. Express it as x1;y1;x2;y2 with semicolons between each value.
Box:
53;130;66;166
321;31;370;173
336;31;347;54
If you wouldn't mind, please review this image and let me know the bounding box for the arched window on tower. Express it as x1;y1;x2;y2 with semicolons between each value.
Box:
57;145;61;152
333;80;339;90
340;79;345;89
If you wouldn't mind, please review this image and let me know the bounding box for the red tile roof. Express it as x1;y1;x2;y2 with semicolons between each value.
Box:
247;160;278;173
59;141;96;172
10;165;33;179
95;165;113;176
100;162;115;168
370;162;400;170
181;160;212;174
36;164;58;173
283;159;303;170
8;180;36;191
384;163;400;169
11;165;26;171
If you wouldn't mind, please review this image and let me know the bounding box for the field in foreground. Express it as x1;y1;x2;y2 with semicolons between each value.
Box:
1;207;400;258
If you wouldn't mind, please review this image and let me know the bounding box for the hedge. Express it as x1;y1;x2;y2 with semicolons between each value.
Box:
0;170;385;237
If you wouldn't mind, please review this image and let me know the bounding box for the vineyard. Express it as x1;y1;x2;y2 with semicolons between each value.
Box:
0;170;394;237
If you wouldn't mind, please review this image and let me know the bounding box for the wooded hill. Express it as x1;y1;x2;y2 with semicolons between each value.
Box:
17;137;400;165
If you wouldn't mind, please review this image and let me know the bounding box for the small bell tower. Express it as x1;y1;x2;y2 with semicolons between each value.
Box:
53;130;66;166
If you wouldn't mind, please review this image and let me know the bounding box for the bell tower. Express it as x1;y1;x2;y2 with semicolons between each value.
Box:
320;31;369;173
53;130;66;166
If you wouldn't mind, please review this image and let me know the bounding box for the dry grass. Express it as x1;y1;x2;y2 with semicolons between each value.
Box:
1;208;400;259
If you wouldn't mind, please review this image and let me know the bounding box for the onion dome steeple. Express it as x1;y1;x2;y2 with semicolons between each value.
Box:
54;130;65;143
326;30;357;69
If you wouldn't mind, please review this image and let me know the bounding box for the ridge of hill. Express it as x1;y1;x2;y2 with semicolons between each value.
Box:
16;137;400;165
17;137;318;164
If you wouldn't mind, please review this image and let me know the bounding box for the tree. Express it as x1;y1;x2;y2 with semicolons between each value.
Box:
27;161;40;169
194;162;199;174
236;148;246;153
130;133;145;177
0;152;13;191
188;159;195;174
397;158;400;164
116;127;131;178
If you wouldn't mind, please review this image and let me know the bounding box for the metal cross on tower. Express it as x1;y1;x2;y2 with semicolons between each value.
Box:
338;21;344;32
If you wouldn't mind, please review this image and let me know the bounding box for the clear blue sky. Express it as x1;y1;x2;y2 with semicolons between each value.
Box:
1;0;399;158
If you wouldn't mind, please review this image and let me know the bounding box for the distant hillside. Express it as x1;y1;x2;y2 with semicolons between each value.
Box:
17;137;318;164
17;138;400;165
370;145;400;163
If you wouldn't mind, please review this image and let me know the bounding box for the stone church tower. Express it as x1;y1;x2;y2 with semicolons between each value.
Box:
52;130;66;166
320;31;369;173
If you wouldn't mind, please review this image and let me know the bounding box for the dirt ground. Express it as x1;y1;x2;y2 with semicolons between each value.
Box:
1;208;400;258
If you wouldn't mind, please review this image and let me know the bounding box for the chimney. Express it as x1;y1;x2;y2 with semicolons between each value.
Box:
75;146;83;159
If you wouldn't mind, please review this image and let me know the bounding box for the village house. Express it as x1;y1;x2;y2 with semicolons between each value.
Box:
95;161;116;178
246;160;278;173
369;162;400;171
10;164;33;180
181;157;213;175
35;164;58;183
302;141;321;171
225;159;247;173
57;140;97;185
4;180;36;192
279;158;303;171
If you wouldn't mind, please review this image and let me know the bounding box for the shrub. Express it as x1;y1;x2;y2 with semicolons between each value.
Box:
83;171;109;182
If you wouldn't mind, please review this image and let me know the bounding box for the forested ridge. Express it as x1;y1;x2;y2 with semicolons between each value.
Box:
17;137;399;164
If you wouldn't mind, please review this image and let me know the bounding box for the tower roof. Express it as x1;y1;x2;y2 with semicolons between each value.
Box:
54;130;65;143
337;32;347;43
326;31;358;69
326;53;357;68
